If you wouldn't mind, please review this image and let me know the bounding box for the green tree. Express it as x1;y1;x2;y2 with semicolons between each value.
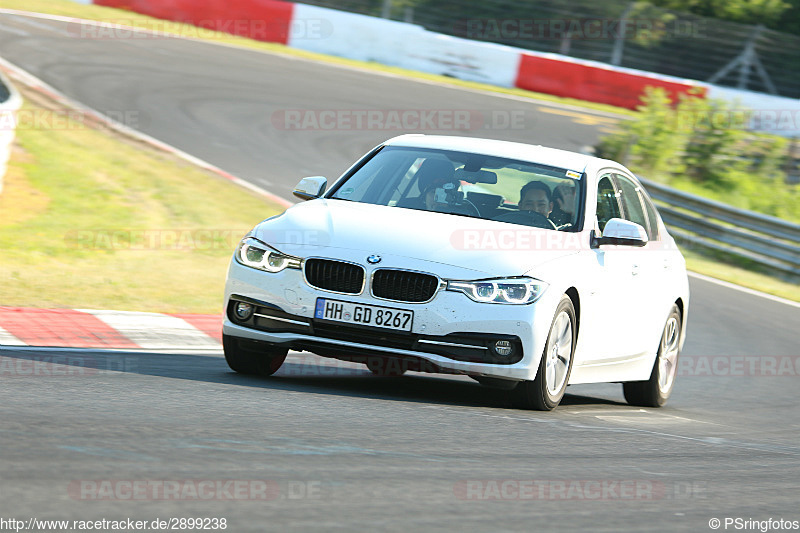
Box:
595;86;798;220
648;0;790;28
596;87;688;179
774;0;800;34
677;96;749;189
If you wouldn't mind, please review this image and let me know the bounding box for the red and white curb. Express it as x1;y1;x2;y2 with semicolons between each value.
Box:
0;307;222;350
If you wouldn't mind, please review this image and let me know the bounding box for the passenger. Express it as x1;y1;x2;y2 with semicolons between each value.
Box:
550;183;576;226
519;181;553;218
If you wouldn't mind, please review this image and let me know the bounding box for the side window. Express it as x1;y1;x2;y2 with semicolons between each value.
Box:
333;151;412;204
333;154;391;202
614;175;648;231
615;175;657;240
640;191;661;241
596;174;621;233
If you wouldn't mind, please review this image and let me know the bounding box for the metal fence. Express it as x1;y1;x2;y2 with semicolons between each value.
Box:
299;0;800;98
640;178;800;278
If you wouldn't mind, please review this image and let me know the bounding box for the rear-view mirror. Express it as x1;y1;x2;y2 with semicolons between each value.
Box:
454;169;498;184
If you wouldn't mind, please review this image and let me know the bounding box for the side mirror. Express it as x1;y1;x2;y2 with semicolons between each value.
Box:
593;218;648;247
293;176;327;201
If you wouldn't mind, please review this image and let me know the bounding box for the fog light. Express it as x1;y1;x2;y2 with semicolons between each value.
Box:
494;340;513;357
234;302;254;320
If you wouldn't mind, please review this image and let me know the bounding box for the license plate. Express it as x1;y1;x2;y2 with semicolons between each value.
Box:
314;298;413;332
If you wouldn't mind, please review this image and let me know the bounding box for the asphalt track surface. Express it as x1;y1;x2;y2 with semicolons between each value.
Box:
1;12;799;533
0;12;615;201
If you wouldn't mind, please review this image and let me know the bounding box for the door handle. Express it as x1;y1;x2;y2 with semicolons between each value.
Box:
631;264;640;276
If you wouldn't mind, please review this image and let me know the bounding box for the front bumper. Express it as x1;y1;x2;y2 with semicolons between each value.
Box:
223;259;558;381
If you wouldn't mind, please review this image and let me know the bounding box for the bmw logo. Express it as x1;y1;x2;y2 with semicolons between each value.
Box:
367;255;382;264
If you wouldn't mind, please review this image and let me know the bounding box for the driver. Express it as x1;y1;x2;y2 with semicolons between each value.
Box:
424;181;460;211
412;159;477;215
396;158;459;211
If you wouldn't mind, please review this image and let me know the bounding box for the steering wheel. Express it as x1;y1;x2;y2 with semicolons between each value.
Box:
447;199;481;218
492;210;555;229
433;199;481;217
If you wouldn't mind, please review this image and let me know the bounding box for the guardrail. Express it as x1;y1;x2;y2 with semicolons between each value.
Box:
639;178;800;278
0;69;22;194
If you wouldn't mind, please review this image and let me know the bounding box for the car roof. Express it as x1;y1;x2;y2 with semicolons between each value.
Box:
383;134;617;175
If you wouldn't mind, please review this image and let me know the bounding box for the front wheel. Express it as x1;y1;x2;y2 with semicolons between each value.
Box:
511;295;576;411
223;334;288;376
623;305;682;407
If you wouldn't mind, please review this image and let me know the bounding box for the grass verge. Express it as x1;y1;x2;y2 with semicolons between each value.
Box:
0;0;634;118
682;250;800;302
0;86;283;313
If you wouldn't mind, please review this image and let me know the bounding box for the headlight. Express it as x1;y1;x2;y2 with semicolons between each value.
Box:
446;277;548;304
235;237;301;273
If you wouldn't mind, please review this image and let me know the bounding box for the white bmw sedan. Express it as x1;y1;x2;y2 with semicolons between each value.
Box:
222;135;689;410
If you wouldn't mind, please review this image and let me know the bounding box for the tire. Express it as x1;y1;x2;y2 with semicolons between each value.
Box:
623;305;681;407
511;295;576;411
366;357;407;377
223;334;288;376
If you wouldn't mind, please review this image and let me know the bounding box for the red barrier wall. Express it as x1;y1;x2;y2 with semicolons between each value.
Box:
95;0;295;44
515;53;705;110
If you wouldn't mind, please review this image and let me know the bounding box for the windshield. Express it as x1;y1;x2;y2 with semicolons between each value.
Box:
330;146;583;230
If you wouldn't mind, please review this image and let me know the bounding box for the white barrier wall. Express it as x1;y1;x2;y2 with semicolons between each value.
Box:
403;31;522;88
706;86;800;136
289;3;521;88
0;71;22;194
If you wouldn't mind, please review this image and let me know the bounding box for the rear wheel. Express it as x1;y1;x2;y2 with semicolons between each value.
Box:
623;305;681;407
223;334;288;376
511;295;576;411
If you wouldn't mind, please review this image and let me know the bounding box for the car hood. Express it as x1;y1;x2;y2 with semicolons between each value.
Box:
252;199;583;278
